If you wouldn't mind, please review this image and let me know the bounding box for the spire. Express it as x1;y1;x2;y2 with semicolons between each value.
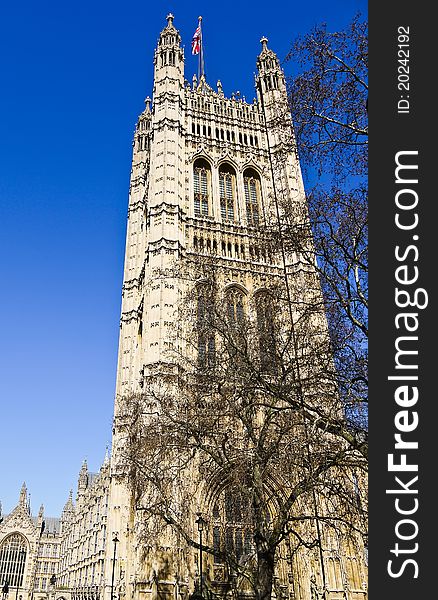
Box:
60;489;74;534
19;482;28;507
256;37;285;97
79;459;88;481
77;459;88;502
103;445;110;467
154;13;183;77
257;36;279;68
159;12;180;42
166;13;174;28
63;489;74;509
62;490;74;519
37;504;45;535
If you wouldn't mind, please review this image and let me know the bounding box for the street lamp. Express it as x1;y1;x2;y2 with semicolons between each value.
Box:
2;581;9;599
110;533;119;600
195;514;207;600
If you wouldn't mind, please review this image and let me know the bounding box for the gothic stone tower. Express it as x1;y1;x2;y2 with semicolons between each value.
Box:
105;14;367;600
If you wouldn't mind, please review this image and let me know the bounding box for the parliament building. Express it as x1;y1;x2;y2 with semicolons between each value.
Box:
0;15;367;600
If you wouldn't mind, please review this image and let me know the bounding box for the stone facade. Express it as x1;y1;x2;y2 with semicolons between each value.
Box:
1;462;110;600
56;459;110;600
0;484;63;600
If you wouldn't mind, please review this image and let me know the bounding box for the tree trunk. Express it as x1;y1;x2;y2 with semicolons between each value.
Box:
255;547;275;600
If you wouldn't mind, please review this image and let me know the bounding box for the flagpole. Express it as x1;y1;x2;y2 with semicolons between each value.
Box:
198;16;203;80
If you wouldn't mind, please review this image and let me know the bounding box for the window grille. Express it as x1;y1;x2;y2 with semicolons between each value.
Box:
0;535;27;588
226;288;245;325
197;285;215;367
219;167;236;221
212;489;253;565
256;292;276;370
244;170;261;226
193;160;210;216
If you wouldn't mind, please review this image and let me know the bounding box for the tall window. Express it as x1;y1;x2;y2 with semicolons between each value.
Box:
197;285;215;367
219;164;236;221
193;159;211;216
212;488;253;564
226;288;245;326
244;169;261;226
0;534;27;588
256;291;276;371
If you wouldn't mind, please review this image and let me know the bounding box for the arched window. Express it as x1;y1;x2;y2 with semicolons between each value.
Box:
212;488;253;564
197;285;215;367
219;165;236;222
255;291;276;370
226;287;245;325
193;159;211;217
244;169;261;226
0;534;27;588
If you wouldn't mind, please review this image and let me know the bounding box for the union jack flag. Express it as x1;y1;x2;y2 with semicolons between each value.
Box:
192;23;201;55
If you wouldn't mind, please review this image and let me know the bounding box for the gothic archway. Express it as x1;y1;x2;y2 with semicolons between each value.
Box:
0;533;27;588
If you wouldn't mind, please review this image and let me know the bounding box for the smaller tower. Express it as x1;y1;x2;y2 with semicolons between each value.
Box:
256;36;305;219
61;490;74;520
256;37;287;95
256;36;291;151
102;445;110;468
153;13;184;96
37;503;44;533
19;482;30;513
76;460;88;503
60;490;74;536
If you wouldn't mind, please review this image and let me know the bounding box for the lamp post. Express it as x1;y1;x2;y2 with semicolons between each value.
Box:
2;581;9;600
195;514;207;600
110;533;119;600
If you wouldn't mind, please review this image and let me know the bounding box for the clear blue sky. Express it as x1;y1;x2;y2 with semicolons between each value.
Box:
0;0;367;517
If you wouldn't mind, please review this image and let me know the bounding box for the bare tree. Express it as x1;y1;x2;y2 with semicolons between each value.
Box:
117;258;368;600
285;14;368;432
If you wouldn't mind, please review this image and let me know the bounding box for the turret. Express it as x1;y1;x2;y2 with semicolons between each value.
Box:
153;13;185;97
101;446;111;473
255;36;287;100
255;37;303;214
61;490;74;520
76;460;88;503
19;482;30;514
60;490;74;534
37;503;45;535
